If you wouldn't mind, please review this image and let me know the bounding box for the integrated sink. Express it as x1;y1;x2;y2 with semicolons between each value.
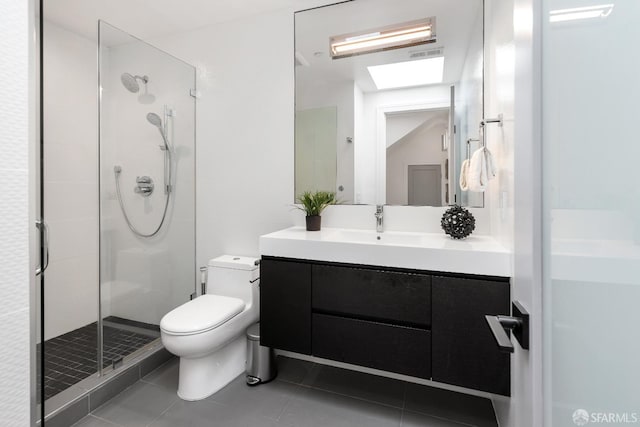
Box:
259;227;511;277
324;229;425;246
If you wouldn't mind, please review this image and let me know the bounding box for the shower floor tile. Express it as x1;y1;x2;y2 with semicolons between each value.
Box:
38;319;159;402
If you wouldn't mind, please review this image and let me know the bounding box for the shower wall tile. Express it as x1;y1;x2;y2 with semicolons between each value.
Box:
0;169;30;318
0;0;32;424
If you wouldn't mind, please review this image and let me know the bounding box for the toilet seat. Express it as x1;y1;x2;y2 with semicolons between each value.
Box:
160;294;245;336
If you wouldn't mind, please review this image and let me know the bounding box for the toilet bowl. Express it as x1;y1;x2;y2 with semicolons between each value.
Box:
160;255;260;401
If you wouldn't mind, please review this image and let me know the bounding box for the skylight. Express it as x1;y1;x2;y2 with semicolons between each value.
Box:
367;57;444;90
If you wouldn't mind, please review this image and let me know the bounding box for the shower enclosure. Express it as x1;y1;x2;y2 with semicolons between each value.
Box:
38;18;196;421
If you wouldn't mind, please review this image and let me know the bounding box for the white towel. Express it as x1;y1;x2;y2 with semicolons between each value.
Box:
459;159;470;191
467;147;496;192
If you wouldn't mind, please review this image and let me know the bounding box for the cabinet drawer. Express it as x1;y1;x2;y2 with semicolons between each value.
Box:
312;313;431;379
312;265;431;326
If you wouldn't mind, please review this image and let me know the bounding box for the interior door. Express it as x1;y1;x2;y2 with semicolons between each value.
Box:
408;164;441;206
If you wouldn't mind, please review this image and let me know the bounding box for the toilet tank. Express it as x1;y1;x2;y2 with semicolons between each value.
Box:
207;255;260;306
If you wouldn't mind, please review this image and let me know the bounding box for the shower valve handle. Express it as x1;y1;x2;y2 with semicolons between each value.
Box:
134;176;154;197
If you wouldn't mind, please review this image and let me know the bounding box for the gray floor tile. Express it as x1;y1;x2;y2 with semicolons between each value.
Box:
149;399;280;427
141;358;179;392
92;381;178;427
210;375;298;421
401;410;469;427
276;356;316;384
404;383;497;427
279;386;402;427
302;364;406;409
72;414;123;427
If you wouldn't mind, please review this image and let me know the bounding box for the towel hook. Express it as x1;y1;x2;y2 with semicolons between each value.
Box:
479;114;503;148
466;138;480;160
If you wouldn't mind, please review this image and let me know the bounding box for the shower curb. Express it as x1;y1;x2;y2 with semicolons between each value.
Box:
41;347;174;427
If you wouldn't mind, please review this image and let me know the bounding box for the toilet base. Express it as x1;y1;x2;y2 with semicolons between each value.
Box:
177;335;246;401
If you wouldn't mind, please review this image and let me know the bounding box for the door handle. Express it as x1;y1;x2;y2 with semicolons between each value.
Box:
35;219;50;275
485;301;529;353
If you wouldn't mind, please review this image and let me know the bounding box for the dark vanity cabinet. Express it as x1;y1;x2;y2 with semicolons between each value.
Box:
431;276;511;395
259;258;312;354
260;256;511;395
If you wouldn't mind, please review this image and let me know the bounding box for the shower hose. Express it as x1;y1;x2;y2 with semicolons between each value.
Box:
114;151;172;238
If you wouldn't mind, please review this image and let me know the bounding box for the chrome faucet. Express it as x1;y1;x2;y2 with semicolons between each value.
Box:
375;205;384;233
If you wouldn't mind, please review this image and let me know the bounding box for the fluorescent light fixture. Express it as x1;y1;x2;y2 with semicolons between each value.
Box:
368;57;444;90
549;4;614;22
330;18;436;59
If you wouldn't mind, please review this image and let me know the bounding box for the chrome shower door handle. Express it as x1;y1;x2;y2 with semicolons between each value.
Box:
35;219;50;276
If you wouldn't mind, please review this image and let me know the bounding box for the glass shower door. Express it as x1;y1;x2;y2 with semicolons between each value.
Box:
98;21;196;372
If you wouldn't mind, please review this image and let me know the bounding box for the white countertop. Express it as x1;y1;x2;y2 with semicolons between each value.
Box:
259;227;512;277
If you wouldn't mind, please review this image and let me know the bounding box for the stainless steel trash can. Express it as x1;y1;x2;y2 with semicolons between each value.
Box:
246;323;277;386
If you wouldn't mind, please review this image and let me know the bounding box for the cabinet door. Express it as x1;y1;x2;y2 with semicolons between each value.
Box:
432;276;510;395
260;258;311;354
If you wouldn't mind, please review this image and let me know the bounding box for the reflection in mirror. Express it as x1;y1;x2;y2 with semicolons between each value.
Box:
294;0;484;207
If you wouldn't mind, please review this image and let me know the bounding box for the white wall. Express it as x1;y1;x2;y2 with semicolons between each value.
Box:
488;0;542;425
42;21;99;340
152;9;295;269
485;0;515;253
0;0;33;423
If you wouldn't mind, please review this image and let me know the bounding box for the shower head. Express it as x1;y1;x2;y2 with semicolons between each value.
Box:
146;112;163;128
147;112;170;150
121;73;149;93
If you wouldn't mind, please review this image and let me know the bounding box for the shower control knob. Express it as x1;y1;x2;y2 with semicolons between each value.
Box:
134;176;154;197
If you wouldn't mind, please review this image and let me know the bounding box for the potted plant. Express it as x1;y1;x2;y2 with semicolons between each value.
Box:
295;191;337;231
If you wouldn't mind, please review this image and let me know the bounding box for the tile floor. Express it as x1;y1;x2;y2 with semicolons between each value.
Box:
39;318;159;401
71;356;498;427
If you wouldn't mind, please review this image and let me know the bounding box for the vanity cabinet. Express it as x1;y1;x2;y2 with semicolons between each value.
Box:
259;258;311;354
431;276;511;395
259;256;510;395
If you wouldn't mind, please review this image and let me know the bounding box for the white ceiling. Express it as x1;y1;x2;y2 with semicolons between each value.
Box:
45;0;482;93
44;0;313;40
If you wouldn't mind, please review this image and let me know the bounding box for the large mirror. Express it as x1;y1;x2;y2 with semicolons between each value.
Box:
295;0;484;207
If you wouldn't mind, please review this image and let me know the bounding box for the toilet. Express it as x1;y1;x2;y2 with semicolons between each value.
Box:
160;255;260;401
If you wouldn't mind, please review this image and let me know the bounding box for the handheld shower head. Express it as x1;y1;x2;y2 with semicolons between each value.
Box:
147;112;170;150
146;112;162;128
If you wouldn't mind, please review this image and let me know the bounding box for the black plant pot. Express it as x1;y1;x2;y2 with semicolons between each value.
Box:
306;215;321;231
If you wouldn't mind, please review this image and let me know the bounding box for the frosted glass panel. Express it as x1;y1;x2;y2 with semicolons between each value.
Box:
542;1;640;425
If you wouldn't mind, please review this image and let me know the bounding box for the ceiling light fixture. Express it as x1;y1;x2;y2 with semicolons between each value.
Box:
330;18;436;59
367;57;444;90
549;4;614;23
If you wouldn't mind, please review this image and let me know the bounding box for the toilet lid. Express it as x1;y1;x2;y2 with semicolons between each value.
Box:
160;295;245;335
